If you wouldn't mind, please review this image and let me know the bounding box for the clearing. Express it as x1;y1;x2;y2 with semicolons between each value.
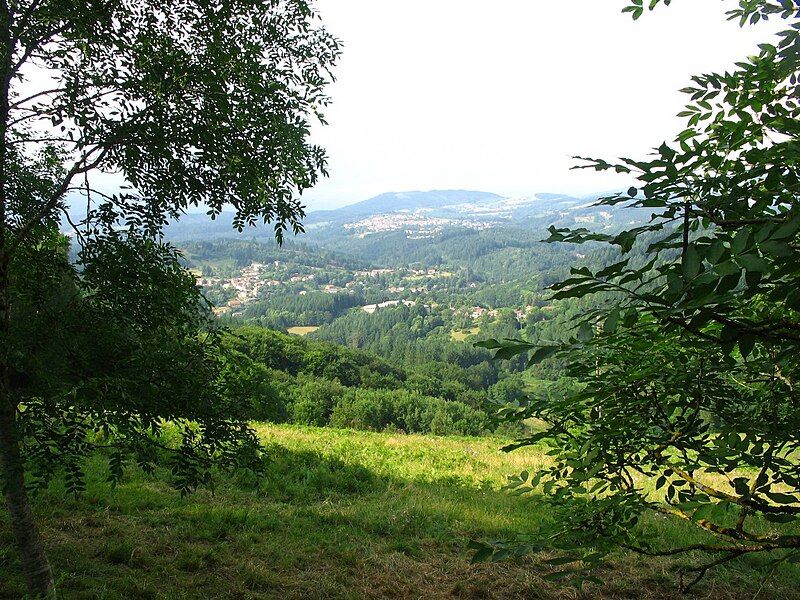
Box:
451;328;481;342
287;326;319;336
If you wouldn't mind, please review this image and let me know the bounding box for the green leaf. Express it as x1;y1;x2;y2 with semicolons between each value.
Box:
760;240;793;258
603;308;620;333
470;545;495;563
528;345;560;366
667;270;684;295
765;492;799;505
577;322;594;342
682;246;701;279
622;307;639;327
494;343;535;360
773;216;800;240
474;339;502;349
737;253;769;273
714;260;741;277
738;334;756;359
707;240;727;264
692;503;716;522
542;570;575;581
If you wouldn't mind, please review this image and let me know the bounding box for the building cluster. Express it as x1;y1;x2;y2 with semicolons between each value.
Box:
200;259;483;321
469;306;499;319
361;299;416;314
453;305;535;322
219;262;269;305
343;211;499;239
355;268;395;277
409;268;440;276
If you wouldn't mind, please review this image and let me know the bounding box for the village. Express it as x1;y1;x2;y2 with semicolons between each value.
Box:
197;259;533;324
342;210;500;239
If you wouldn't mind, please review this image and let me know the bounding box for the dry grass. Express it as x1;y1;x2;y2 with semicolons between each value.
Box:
287;326;320;336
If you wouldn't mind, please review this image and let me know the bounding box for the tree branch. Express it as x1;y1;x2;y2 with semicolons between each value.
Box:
9;0;45;45
11;23;69;75
681;551;744;592
7;144;109;254
671;466;800;517
8;87;61;109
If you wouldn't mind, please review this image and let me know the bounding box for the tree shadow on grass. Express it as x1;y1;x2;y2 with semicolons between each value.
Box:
2;444;800;599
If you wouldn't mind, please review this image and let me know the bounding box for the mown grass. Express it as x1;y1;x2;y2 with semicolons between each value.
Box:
1;424;799;599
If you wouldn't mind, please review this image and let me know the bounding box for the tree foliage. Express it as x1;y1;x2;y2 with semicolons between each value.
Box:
0;0;339;595
218;326;494;436
476;0;800;591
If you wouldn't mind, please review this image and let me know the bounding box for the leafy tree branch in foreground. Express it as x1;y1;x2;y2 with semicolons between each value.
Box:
475;0;800;591
0;1;339;596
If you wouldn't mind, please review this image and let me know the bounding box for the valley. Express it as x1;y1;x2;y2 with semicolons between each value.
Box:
167;190;636;444
6;1;800;597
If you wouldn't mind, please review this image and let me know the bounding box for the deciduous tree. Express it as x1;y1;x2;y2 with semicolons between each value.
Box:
477;0;800;591
0;1;339;596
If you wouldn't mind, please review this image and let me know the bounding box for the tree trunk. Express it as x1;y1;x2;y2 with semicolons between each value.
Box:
0;403;56;598
0;235;56;600
0;3;55;597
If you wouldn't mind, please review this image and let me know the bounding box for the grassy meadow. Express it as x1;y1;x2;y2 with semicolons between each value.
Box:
286;326;320;336
450;328;481;342
1;425;799;599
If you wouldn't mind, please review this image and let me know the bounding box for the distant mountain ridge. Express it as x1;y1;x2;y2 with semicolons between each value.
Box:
79;187;646;244
303;190;504;223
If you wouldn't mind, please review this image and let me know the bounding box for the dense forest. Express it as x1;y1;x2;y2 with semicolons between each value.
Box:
217;325;512;436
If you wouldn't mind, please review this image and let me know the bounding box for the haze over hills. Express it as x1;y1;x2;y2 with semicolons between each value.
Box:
303;189;599;224
303;190;505;221
151;188;649;245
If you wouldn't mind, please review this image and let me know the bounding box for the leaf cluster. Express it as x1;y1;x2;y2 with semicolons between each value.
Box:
478;0;800;590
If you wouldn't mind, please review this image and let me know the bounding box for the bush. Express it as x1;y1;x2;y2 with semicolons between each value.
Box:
328;389;390;431
428;409;454;436
218;354;289;422
289;377;347;426
329;388;489;436
429;401;489;436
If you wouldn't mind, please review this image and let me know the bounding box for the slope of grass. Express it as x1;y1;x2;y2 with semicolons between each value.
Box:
286;326;320;336
0;425;798;599
450;328;480;342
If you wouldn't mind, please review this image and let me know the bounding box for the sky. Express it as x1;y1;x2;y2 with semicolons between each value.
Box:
303;0;779;210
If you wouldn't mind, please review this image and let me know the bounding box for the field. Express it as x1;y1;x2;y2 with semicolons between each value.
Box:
2;425;799;599
287;326;320;336
451;328;481;342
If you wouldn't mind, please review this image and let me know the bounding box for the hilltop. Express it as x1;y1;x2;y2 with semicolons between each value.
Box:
154;188;648;246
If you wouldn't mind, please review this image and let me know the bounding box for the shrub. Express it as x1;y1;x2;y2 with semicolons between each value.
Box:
329;388;489;435
289;377;347;426
329;389;389;431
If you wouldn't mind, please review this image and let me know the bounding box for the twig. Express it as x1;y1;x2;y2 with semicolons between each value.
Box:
681;550;744;593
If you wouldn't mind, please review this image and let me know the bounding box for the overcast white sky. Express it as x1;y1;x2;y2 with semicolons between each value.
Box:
303;0;779;210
